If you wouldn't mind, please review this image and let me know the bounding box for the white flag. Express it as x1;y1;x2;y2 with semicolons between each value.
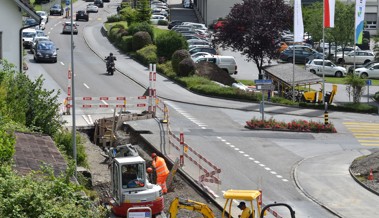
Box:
294;0;304;42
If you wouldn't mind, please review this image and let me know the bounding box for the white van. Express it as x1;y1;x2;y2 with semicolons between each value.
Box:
193;55;238;75
22;28;37;48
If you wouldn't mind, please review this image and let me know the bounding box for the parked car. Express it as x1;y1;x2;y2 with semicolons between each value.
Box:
189;46;217;55
24;18;39;26
189;44;214;50
30;36;50;54
49;4;63;16
76;10;89;21
36;11;48;23
187;39;212;47
182;22;207;31
33;40;58;63
36;29;48;37
348;61;377;74
62;22;78;34
183;0;192;8
181;34;203;41
336;50;374;64
305;59;347;77
354;62;379;79
22;28;37;48
94;0;104;8
191;52;212;59
193;55;237;75
279;47;324;64
152;8;168;17
150;15;167;25
86;3;99;13
168;20;183;29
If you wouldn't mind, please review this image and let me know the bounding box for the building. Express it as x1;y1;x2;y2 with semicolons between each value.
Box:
0;0;40;72
194;0;378;35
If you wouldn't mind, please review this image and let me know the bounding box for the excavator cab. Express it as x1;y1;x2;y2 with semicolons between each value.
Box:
222;189;262;218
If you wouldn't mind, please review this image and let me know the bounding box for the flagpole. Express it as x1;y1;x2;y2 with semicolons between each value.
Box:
322;0;325;105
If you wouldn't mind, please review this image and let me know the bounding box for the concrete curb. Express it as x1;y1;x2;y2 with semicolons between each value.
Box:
292;157;344;218
349;168;379;196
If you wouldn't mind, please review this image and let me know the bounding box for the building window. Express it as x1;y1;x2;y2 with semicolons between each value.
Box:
364;13;377;29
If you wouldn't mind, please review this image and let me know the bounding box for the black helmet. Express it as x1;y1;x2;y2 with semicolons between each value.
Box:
110;53;113;56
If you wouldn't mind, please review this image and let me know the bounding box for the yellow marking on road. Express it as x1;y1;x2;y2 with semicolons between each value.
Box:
344;122;379;147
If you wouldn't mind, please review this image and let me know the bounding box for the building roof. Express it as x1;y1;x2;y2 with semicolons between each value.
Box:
14;0;41;22
13;132;67;176
263;63;323;87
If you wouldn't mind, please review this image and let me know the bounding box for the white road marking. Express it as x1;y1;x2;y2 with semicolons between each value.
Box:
101;100;108;105
60;62;65;65
239;151;244;153
83;83;89;89
88;115;93;124
82;115;91;125
234;148;239;151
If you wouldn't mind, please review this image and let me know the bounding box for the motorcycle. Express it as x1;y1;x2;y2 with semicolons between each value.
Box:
106;62;115;75
105;56;116;75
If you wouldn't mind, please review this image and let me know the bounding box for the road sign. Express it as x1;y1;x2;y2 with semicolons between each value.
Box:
256;84;275;90
66;0;70;5
366;79;372;86
254;79;272;85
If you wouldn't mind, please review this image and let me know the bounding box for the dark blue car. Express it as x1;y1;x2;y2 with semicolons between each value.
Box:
279;46;324;64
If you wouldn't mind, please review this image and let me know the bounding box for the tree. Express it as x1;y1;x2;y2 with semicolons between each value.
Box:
136;0;151;23
213;0;293;79
344;74;365;103
303;1;355;59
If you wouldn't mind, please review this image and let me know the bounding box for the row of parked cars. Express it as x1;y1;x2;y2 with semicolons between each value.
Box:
278;42;378;78
168;21;238;75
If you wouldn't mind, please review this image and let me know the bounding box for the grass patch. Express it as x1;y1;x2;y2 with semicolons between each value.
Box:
104;21;128;31
238;80;255;86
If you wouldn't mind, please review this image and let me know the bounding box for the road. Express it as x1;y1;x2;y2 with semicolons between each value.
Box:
24;1;379;217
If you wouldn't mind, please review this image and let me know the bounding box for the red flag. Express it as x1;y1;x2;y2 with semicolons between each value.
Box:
324;0;335;28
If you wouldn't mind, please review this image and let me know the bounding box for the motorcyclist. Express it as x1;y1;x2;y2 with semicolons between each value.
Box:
105;53;116;72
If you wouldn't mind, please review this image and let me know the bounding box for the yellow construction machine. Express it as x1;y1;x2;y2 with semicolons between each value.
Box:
300;84;337;104
168;189;263;218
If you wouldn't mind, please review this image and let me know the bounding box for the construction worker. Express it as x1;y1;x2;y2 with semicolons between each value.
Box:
237;201;251;218
151;153;169;194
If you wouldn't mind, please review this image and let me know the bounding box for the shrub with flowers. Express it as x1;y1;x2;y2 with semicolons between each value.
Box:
245;117;337;133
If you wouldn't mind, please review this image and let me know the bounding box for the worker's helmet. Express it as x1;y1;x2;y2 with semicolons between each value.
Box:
109;52;113;56
147;167;153;173
151;153;157;159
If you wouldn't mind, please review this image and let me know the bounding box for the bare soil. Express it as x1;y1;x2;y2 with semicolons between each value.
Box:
350;151;379;193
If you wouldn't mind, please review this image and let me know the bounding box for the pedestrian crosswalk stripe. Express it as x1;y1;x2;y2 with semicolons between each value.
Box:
344;122;379;147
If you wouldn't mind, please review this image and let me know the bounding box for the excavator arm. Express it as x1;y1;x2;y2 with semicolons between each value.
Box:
169;197;215;218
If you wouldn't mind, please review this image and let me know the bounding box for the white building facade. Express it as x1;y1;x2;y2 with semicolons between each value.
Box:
0;0;40;72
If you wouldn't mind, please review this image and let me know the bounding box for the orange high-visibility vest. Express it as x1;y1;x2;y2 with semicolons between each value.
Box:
153;156;169;177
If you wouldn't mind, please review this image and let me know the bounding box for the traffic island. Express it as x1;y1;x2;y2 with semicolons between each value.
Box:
245;117;337;133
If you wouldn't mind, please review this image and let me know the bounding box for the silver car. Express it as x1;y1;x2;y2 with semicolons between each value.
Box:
305;59;347;77
354;63;379;79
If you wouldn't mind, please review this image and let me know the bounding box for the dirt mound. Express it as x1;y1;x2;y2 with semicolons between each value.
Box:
195;62;237;86
350;151;379;193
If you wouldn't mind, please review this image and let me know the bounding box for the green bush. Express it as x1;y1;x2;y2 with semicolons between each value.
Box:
135;45;158;65
178;58;196;77
374;91;379;102
120;35;133;52
128;22;154;40
108;27;121;42
0;129;15;163
106;14;124;23
120;6;138;24
157;61;176;78
110;24;126;30
53;130;88;168
116;28;129;45
171;49;191;74
132;31;153;51
156;31;188;60
0;164;106;217
158;20;169;26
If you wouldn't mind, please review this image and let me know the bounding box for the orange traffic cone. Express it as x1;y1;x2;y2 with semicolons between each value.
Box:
368;169;374;181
